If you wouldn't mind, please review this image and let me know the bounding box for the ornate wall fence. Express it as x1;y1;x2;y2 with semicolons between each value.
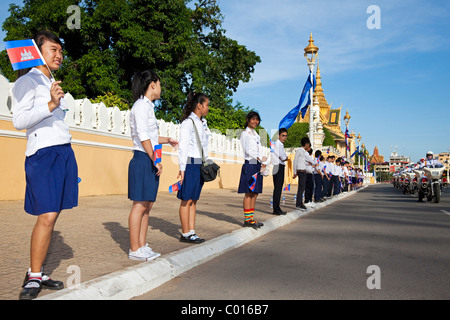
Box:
0;75;276;201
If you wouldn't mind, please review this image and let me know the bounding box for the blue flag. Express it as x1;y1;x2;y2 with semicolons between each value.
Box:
279;71;316;130
350;146;359;158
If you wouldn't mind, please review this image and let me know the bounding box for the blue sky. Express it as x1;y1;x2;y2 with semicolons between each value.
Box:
1;0;450;162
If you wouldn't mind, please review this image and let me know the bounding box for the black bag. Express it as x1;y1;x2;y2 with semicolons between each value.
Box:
190;119;220;182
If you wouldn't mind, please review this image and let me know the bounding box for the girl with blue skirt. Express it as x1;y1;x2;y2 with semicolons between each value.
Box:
238;112;269;229
128;70;178;261
177;93;211;244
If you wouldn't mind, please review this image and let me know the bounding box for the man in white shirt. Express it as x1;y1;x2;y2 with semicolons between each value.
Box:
293;137;311;210
271;128;289;215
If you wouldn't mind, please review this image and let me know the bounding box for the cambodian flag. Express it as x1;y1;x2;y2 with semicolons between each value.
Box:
4;39;45;71
270;139;276;153
248;173;258;192
169;181;182;193
283;184;291;191
154;144;162;164
345;128;350;151
322;165;327;175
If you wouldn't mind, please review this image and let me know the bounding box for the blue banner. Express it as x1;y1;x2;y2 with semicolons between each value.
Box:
279;71;316;130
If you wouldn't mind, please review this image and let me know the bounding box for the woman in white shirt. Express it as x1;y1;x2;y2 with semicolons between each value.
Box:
12;31;74;300
128;70;178;262
177;92;211;244
238;112;268;229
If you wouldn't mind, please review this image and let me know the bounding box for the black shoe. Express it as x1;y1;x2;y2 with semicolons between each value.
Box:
179;234;205;244
244;220;263;229
296;204;307;210
19;279;42;300
273;211;287;215
418;199;424;203
23;272;64;291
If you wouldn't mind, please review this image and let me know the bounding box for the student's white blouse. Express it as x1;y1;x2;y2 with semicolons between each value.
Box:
178;112;210;172
12;68;71;157
129;96;159;155
240;127;263;162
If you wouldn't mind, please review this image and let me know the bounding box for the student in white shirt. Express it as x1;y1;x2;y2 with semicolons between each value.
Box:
12;31;74;300
323;156;334;198
293;137;312;210
177;92;211;243
270;128;288;215
332;158;342;195
238;111;268;228
128;70;178;261
304;148;315;206
313;151;324;203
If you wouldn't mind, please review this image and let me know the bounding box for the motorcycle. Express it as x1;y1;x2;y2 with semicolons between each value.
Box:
405;172;416;195
418;165;446;203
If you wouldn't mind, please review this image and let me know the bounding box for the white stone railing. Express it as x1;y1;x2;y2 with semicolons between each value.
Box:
0;75;270;159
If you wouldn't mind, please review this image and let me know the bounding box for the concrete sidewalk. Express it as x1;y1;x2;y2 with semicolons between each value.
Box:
0;185;367;300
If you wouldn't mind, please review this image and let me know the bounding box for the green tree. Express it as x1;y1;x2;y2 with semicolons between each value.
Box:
0;0;261;128
284;123;309;148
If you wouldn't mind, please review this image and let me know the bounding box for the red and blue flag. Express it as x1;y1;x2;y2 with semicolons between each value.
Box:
283;184;291;191
248;173;258;192
4;39;45;71
169;181;182;194
154;144;162;164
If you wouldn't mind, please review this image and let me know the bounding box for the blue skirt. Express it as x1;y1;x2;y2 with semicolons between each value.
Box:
128;150;160;202
25;144;78;216
238;160;263;194
177;158;204;201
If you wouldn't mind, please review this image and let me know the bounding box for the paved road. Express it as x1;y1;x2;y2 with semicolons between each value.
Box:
136;184;450;300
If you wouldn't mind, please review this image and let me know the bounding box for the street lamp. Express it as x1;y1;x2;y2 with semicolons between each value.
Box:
357;133;361;168
344;109;351;161
304;33;319;149
362;142;366;174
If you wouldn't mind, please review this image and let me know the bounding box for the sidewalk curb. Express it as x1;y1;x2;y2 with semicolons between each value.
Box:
37;185;369;300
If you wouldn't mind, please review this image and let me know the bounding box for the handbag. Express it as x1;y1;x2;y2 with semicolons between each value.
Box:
190;118;220;182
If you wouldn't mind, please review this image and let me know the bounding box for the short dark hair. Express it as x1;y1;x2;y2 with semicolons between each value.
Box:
279;128;288;135
314;150;322;158
319;155;324;161
33;30;63;51
245;111;261;128
300;137;310;147
308;148;313;155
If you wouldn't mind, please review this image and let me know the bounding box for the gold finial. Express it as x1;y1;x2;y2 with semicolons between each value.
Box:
304;33;319;63
344;109;351;121
304;33;319;54
357;133;361;141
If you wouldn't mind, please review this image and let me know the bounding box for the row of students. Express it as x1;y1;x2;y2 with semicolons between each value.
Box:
12;30;276;300
286;138;365;212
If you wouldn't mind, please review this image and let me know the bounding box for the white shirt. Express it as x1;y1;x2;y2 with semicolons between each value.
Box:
270;139;287;166
305;153;315;174
240;127;263;162
12;68;71;156
324;161;333;175
178;112;210;172
293;147;308;171
316;161;326;175
129;96;159;154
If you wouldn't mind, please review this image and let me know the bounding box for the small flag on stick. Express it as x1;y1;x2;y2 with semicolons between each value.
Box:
154;144;162;164
169;181;182;193
248;173;258;192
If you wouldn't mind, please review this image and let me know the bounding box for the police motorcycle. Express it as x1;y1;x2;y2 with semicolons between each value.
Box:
401;169;410;194
392;172;399;188
417;152;447;203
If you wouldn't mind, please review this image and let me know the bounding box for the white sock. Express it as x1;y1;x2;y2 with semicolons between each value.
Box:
182;232;191;237
190;230;196;235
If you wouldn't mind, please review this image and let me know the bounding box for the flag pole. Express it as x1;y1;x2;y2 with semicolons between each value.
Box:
32;39;56;82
